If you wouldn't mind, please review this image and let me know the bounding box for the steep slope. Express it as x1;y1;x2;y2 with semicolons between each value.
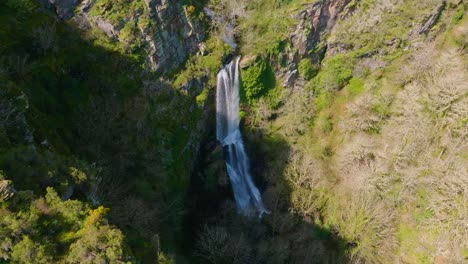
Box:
191;0;467;263
0;0;210;262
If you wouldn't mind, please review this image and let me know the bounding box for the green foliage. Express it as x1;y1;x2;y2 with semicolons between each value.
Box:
314;91;334;112
262;83;285;110
238;0;311;55
173;37;231;88
0;1;202;261
310;53;355;92
0;183;126;263
241;59;275;103
90;0;145;26
452;4;465;24
332;1;438;55
45;187;89;226
298;59;317;80
196;88;209;107
5;0;39;14
344;77;365;97
67;225;125;263
10;236;52;264
317;112;333;133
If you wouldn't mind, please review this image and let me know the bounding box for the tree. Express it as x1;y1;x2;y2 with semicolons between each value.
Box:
66;225;125;264
10;236;52;264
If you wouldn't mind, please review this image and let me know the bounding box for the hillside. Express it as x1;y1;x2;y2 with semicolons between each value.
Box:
0;0;467;263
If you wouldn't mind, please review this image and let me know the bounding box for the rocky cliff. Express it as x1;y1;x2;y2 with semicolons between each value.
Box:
45;0;205;73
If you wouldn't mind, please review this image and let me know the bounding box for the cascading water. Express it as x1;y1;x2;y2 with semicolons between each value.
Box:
216;56;269;217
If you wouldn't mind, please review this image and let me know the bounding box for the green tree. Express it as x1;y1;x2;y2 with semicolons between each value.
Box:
66;225;125;264
10;236;52;264
298;59;318;80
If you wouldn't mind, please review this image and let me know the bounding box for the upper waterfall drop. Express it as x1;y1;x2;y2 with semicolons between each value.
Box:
216;56;270;217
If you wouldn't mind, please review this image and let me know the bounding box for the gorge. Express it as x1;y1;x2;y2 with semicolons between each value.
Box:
0;0;467;263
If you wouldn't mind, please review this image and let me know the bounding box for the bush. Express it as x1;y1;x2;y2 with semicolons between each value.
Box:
318;54;354;90
344;77;365;97
241;59;275;103
298;59;317;80
315;91;333;112
308;54;356;94
452;4;464;24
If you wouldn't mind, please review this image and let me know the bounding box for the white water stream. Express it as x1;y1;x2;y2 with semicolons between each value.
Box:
216;57;269;217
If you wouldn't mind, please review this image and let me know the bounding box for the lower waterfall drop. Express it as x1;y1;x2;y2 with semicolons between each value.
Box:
216;56;270;217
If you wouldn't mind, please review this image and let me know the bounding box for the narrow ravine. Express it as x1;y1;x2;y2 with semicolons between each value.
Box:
216;56;269;217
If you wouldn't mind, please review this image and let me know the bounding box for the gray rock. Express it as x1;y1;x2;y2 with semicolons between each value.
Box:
48;0;80;19
93;17;118;38
283;70;298;88
418;1;446;34
290;0;352;59
56;0;204;73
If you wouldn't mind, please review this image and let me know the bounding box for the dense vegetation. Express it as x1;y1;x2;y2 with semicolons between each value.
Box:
1;0;467;263
1;0;204;262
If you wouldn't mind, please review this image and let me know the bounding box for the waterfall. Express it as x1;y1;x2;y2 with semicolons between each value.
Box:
216;57;269;217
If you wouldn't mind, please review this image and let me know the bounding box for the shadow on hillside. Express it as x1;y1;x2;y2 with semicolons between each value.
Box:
0;4;203;263
184;104;352;263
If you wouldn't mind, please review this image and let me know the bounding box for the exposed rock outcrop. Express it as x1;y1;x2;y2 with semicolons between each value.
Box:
47;0;80;19
418;1;446;34
291;0;352;61
140;0;203;72
45;0;204;73
282;0;351;87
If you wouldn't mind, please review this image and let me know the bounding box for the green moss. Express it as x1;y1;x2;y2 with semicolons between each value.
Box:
196;87;209;107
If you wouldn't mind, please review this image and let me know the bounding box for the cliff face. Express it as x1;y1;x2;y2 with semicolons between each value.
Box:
46;0;204;73
282;0;351;87
291;0;351;58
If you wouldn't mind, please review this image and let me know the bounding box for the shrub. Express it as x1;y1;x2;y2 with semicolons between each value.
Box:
315;91;333;112
185;5;196;17
316;54;355;91
344;77;365;97
317;112;333;133
196;88;209;107
452;4;464;24
241;59;275;103
298;59;317;80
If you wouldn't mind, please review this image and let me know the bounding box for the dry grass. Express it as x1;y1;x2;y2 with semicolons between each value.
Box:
332;20;468;262
256;10;468;264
